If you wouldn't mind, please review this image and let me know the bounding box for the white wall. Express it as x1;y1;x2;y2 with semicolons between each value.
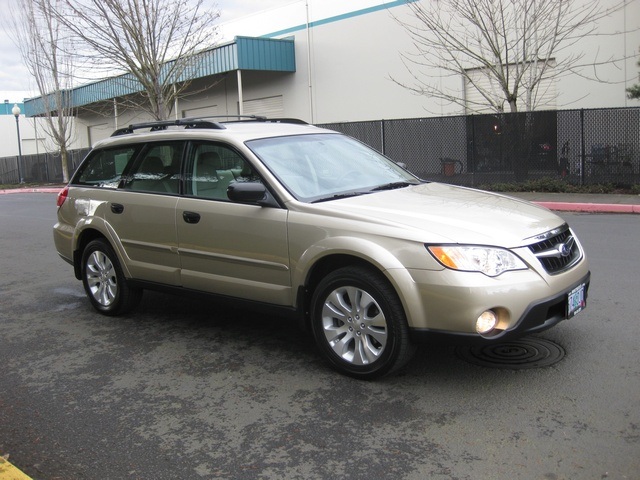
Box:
0;115;50;157
302;5;450;122
1;113;84;157
0;115;21;157
216;0;451;122
555;0;640;110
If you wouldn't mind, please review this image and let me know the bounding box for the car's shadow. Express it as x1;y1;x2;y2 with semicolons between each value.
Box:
106;290;568;385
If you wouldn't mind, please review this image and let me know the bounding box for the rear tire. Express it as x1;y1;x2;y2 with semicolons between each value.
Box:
81;239;142;315
310;266;416;379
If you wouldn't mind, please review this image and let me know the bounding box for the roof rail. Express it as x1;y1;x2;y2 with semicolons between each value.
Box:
182;114;267;123
110;115;309;137
181;115;308;125
238;117;308;125
111;118;227;137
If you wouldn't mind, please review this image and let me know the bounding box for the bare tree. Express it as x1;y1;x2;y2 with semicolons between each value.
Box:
392;0;624;114
55;0;220;121
11;0;75;183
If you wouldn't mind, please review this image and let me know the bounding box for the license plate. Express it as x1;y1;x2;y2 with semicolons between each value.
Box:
567;283;586;318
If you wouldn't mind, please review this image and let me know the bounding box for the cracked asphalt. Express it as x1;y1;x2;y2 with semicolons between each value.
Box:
1;193;639;480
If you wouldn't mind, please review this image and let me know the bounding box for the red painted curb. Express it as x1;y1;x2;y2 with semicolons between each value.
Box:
535;201;640;214
0;188;62;195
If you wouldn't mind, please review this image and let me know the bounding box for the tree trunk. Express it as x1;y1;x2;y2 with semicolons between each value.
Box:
60;146;70;183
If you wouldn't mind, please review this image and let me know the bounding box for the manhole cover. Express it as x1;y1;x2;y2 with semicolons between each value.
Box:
456;337;565;369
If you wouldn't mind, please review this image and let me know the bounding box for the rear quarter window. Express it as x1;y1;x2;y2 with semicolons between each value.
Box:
73;146;138;188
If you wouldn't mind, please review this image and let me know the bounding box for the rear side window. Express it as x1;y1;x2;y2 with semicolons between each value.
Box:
121;142;185;194
74;147;138;188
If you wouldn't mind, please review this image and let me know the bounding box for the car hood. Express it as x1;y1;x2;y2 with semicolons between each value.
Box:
304;183;564;247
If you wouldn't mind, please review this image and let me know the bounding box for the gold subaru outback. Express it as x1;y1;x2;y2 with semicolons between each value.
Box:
54;118;589;379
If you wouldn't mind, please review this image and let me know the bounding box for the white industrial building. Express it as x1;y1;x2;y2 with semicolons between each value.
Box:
3;0;640;157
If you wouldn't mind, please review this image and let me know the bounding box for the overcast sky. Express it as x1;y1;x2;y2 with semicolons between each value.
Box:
0;0;296;103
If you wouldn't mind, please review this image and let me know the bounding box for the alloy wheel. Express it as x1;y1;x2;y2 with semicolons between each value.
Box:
85;250;118;307
320;286;388;365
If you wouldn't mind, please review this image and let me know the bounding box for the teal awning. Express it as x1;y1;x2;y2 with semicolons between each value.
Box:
24;36;296;117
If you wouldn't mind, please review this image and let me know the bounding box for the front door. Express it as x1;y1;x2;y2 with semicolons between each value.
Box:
176;142;291;305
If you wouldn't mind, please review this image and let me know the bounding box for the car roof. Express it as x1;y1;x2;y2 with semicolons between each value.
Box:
217;121;333;141
92;118;335;149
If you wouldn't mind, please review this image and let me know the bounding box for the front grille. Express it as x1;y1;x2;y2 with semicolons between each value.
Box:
528;225;582;275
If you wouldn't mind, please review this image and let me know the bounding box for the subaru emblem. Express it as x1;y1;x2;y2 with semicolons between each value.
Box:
558;243;571;257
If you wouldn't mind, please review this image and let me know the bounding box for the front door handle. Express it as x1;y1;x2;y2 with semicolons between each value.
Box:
111;203;124;214
182;211;201;224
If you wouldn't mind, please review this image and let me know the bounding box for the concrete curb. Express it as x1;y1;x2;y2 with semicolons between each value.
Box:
535;201;640;214
0;187;62;195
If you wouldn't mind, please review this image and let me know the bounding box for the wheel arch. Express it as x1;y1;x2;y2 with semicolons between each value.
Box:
297;251;412;331
73;228;109;279
293;235;429;332
304;258;417;378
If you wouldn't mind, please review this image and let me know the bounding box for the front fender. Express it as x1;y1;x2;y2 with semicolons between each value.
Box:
291;236;432;329
292;236;406;287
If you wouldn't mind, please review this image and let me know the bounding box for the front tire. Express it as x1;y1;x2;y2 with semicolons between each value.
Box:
81;239;142;316
310;266;415;379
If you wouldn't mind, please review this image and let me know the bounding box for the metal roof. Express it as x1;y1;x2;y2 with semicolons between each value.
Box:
24;36;296;117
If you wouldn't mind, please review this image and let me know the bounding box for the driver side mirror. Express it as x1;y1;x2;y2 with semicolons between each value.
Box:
227;182;278;207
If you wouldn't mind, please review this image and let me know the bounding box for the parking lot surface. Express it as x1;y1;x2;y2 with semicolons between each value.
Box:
1;193;639;479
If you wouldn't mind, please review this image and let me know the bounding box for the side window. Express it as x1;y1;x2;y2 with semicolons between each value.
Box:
122;142;184;194
73;147;137;188
186;143;260;200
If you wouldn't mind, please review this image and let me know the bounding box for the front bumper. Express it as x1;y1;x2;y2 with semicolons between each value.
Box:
409;271;590;344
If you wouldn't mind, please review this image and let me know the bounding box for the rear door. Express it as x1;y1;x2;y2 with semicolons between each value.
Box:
176;142;291;305
105;141;185;285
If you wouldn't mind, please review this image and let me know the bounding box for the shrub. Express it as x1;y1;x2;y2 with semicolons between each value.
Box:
479;177;638;194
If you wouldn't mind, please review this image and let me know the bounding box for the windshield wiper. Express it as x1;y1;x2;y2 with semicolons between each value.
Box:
312;191;372;203
370;181;417;191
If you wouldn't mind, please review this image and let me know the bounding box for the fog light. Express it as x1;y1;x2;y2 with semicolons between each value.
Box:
476;310;498;335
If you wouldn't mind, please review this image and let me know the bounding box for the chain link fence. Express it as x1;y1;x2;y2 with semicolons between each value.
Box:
2;107;638;187
321;107;640;188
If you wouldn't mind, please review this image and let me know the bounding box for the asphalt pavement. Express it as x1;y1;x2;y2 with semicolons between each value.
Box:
1;191;639;479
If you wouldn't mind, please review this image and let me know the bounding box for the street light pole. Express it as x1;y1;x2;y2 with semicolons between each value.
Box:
11;104;24;184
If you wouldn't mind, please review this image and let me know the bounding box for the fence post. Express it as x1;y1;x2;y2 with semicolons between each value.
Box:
470;116;475;187
15;156;22;184
580;109;585;186
380;120;386;155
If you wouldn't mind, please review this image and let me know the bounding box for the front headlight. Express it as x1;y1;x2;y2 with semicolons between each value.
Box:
427;245;527;277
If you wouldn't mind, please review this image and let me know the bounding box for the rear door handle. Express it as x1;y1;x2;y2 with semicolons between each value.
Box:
182;211;201;224
111;203;124;214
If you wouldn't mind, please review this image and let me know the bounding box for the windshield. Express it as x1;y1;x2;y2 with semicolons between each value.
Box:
246;133;420;202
